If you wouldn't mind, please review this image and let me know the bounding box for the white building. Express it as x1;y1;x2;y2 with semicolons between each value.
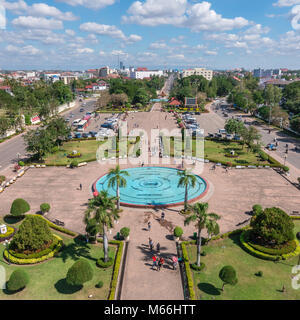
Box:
44;73;61;82
181;68;213;81
130;69;164;79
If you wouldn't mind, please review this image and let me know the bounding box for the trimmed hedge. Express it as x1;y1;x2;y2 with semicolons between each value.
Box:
181;242;196;300
10;198;30;216
7;269;29;292
26;214;77;236
247;238;297;256
97;257;114;268
191;262;206;271
4;234;63;264
108;240;124;300
240;230;300;261
9;236;61;259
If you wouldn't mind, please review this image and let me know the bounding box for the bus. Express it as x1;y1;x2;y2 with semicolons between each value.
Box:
77;120;88;132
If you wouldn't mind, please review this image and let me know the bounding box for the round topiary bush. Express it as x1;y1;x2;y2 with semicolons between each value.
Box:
120;227;130;239
10;198;30;217
0;175;6;184
252;204;263;215
96;258;114;268
174;226;183;238
219;265;238;291
7;269;29;292
40;203;51;214
250;207;295;245
18;161;25;167
283;166;290;172
191;262;206;271
66;259;94;286
95;280;104;288
10;215;53;253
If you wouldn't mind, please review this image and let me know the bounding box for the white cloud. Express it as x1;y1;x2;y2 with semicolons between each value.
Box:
184;2;249;32
167;53;185;60
4;1;77;20
244;24;270;34
6;44;42;55
273;0;300;7
205;50;218;55
12;16;63;29
0;3;5;29
65;29;76;36
149;41;167;49
80;22;141;43
170;35;185;43
123;0;249;32
76;48;94;54
123;0;187;26
57;0;115;10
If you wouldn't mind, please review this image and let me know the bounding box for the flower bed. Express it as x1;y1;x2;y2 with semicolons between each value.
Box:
0;226;16;242
67;152;82;158
3;234;63;265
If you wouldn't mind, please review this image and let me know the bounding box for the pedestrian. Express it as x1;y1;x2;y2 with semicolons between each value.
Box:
157;257;164;271
152;255;157;270
172;256;178;270
148;221;151;232
142;162;144;167
156;242;160;254
149;237;153;250
161;212;165;221
79;183;82;191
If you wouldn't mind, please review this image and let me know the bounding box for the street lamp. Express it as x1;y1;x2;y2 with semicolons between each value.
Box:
4;240;10;265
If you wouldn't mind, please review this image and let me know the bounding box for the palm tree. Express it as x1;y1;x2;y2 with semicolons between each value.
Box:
177;169;197;211
184;202;220;267
107;165;129;210
84;191;119;262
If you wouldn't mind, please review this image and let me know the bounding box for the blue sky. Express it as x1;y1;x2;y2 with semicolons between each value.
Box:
0;0;300;70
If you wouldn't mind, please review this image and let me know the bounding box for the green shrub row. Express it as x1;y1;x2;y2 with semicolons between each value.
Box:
247;239;297;256
181;242;196;300
9;236;60;259
97;257;114;268
108;240;124;300
191;262;206;271
26;214;76;236
4;234;63;264
240;231;300;261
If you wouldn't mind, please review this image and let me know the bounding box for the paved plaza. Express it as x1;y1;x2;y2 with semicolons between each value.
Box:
1;101;300;300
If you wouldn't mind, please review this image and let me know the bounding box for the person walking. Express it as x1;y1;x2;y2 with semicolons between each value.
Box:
149;237;154;251
157;257;164;271
161;212;165;221
156;242;160;255
172;256;178;270
79;183;82;191
151;255;157;270
148;221;151;232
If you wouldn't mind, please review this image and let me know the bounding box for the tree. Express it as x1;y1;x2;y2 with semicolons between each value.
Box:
177;169;197;211
250;207;294;245
240;126;261;152
264;85;282;125
7;270;29;292
219;266;238;291
290;117;300;133
10;198;30;217
10;215;53;253
184;202;220;267
66;259;93;286
96;91;111;109
40;203;50;214
46;116;71;146
107;165;129;210
110;93;128;106
84;191;119;262
207;219;220;240
0;117;11;136
225;119;245;135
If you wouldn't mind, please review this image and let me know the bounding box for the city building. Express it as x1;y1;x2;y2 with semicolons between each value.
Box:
130;68;164;79
181;68;213;81
99;66;113;78
253;68;282;78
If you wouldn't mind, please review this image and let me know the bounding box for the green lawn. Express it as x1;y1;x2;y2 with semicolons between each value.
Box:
43;137;138;165
0;232;116;300
163;137;269;166
187;221;300;300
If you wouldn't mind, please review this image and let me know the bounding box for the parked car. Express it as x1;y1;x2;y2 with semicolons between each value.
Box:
80;108;84;112
226;134;232;140
65;118;70;122
89;131;97;137
82;133;91;138
207;133;214;138
74;132;82;139
234;135;241;141
224;113;229;117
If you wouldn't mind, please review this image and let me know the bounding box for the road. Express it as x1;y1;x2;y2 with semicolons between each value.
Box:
0;97;98;172
211;102;300;170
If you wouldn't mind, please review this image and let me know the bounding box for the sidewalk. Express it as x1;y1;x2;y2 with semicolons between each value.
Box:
264;148;300;184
